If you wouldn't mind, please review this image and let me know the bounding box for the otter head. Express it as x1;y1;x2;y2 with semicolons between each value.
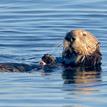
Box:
63;29;102;66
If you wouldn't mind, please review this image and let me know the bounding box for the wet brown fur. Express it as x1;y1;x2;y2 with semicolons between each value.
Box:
42;54;56;65
63;29;102;67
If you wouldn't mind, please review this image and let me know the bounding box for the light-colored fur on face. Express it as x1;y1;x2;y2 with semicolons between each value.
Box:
63;29;102;67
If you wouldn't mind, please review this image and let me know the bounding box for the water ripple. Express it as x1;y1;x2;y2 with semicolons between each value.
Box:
0;0;107;107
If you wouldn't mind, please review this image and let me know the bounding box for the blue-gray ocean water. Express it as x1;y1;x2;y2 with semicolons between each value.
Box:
0;0;107;107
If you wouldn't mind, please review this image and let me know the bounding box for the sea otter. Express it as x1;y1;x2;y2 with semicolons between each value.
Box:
0;29;102;72
41;29;102;67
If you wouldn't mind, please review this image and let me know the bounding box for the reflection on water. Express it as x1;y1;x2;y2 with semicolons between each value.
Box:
42;65;102;93
62;66;101;84
62;66;102;95
39;65;105;107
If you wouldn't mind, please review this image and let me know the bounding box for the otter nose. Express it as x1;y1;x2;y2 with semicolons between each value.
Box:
65;32;75;42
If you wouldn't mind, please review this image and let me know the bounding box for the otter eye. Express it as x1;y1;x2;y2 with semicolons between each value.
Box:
72;37;75;41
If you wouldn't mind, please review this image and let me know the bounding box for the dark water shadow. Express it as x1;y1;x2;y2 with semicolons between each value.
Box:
42;65;102;91
61;66;102;94
62;66;102;84
42;65;102;84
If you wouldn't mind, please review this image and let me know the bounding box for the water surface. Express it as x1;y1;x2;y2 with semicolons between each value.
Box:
0;0;107;107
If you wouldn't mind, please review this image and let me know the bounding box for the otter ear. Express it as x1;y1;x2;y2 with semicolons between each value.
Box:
82;31;87;36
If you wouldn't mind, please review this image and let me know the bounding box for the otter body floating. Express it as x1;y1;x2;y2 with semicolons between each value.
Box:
0;29;102;72
0;63;41;72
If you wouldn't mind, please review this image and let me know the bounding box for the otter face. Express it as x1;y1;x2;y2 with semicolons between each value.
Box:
64;29;99;55
63;29;101;66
